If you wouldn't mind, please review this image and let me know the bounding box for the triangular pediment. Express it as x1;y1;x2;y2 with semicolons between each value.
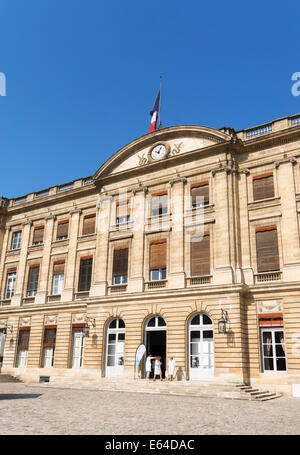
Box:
93;125;232;180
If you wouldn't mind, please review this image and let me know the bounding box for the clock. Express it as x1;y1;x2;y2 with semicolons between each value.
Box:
149;142;170;162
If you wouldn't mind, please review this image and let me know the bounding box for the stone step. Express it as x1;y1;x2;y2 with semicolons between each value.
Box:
253;392;278;400
0;374;22;383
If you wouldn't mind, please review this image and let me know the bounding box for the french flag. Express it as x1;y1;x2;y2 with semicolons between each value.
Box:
148;89;160;133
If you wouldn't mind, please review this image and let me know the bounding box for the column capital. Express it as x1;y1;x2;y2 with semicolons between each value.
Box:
21;218;32;227
69;208;82;216
132;185;148;196
169;176;187;187
211;163;237;177
274;155;297;168
45;213;56;221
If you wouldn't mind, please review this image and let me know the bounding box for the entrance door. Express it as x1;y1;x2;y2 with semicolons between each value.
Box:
106;318;125;378
0;330;5;372
261;328;286;372
145;316;166;378
72;330;85;369
189;313;214;380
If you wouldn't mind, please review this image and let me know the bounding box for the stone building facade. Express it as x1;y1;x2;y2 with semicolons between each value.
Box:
1;114;300;394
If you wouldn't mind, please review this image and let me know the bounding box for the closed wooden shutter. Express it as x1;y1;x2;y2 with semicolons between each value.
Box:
57;221;69;239
191;182;209;206
78;258;93;291
253;173;274;201
27;266;39;292
18;329;30;348
150;240;167;269
113;247;129;276
43;328;56;347
256;227;280;272
190;234;210;276
82;214;96;235
53;261;65;275
33;226;44;244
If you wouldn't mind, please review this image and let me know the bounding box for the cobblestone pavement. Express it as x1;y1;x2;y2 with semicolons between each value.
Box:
0;382;300;435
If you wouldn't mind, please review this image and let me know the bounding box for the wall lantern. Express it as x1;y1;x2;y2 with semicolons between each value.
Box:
2;323;13;335
83;317;96;337
218;309;228;334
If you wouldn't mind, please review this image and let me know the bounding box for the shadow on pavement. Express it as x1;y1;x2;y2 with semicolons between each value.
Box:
0;394;42;400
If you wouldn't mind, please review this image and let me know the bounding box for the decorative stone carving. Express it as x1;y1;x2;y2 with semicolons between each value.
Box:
257;300;282;314
0;319;7;328
138;154;148;166
72;313;85;324
274;155;297;168
20;317;31;327
44;314;57;325
170;142;183;156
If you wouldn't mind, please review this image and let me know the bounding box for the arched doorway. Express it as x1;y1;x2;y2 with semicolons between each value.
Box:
144;316;166;378
105;318;125;378
189;313;214;380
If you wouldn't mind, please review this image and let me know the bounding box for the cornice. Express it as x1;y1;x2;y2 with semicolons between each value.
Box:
274;155;297;168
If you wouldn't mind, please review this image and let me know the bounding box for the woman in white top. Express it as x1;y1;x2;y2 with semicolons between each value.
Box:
145;354;154;379
153;356;162;381
168;357;176;381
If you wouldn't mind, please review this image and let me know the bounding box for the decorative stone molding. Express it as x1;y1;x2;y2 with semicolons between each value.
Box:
45;213;57;221
274;155;297;168
169;176;187;187
21;219;32;227
0;319;8;328
170;142;183;156
72;313;86;324
257;300;282;314
19;317;31;327
239;168;250;175
69;208;82;216
211;163;235;177
44;314;58;325
132;185;148;196
0;197;9;209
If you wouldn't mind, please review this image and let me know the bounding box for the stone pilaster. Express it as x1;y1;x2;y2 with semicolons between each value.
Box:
168;177;186;289
238;170;254;284
35;214;56;304
89;196;112;297
0;226;10;298
11;220;32;306
61;209;81;302
127;186;147;293
275;156;300;280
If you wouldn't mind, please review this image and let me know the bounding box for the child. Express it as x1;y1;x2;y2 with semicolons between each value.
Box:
168;357;176;381
145;353;153;379
153;356;162;381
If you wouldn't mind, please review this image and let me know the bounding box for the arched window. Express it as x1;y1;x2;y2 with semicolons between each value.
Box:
106;318;125;378
189;313;214;380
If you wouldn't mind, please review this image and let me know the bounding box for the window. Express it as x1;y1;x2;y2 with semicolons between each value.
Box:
11;231;21;250
253;173;275;201
4;270;16;299
191;182;209;208
42;328;56;368
35;189;49;198
71;328;85;368
116;201;130;224
57;220;69;240
17;328;30;368
32;226;44;245
27;266;39;297
256;226;280;273
190;233;210;276
261;327;286;372
149;240;167;280
112;247;128;284
58;182;73;192
151;193;168;217
52;261;65;295
78;258;93;291
82;214;96;235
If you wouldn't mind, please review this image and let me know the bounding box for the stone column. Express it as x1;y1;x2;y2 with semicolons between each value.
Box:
11;219;32;306
27;314;44;368
127;186;147;293
168;177;186;289
61;208;81;302
275;156;300;280
238;170;254;284
89;196;112;297
35;215;56;305
212;166;234;284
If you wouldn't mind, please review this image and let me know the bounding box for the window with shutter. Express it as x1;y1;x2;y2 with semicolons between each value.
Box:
82;214;96;235
78;258;93;291
190;234;210;276
18;329;30;348
27;266;39;296
149;240;167;280
151;193;168;216
256;227;280;272
116;201;130;224
57;221;69;240
32;226;44;245
112;247;128;284
191;182;209;207
42;328;56;368
253;173;275;201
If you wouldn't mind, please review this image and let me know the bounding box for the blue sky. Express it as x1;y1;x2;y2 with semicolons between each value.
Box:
1;0;300;198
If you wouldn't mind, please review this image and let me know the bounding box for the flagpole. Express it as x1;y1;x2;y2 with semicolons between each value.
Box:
158;75;162;129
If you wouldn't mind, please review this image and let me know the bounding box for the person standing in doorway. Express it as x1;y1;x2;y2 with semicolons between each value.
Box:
153;356;162;381
168;357;176;381
146;353;154;379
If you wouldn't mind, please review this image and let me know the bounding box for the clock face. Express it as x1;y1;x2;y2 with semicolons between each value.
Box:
150;144;167;160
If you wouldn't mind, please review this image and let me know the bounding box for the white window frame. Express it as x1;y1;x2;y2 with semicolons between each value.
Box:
5;272;16;299
150;267;166;281
52;272;64;295
260;327;286;373
11;231;21;250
